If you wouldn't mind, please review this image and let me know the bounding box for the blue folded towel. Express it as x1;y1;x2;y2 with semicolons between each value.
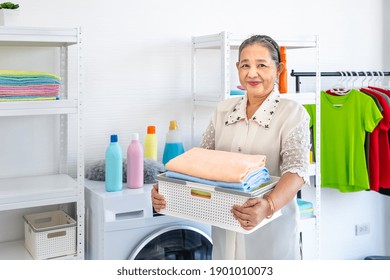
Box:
297;198;313;210
0;77;61;86
166;167;270;191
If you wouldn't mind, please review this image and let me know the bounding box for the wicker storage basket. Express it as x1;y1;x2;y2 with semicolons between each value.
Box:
24;210;76;259
155;174;281;234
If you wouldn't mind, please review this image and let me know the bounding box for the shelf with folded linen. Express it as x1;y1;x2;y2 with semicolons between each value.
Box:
0;70;61;102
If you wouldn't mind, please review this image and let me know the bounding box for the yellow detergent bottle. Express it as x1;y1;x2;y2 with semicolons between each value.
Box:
144;125;157;161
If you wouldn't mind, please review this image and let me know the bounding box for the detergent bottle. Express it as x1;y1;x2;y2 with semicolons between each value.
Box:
105;134;123;192
144;125;158;161
278;46;288;93
127;133;144;189
162;120;185;166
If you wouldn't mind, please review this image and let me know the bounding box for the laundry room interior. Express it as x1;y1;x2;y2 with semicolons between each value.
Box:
0;0;389;264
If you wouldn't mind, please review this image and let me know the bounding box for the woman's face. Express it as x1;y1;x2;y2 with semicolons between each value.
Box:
236;43;282;99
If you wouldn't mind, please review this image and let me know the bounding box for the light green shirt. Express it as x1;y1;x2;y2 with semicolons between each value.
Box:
306;89;383;192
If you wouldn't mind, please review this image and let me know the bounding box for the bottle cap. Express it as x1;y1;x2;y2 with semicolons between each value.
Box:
147;126;156;134
169;120;178;130
132;133;139;141
110;134;118;142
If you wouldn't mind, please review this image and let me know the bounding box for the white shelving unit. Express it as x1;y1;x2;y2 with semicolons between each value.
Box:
0;26;84;260
191;31;321;259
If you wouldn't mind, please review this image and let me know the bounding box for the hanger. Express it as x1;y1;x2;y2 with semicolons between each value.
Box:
375;71;382;87
367;71;374;86
330;71;350;95
377;71;383;86
373;71;390;91
378;71;390;90
372;71;379;86
330;71;345;95
346;71;353;89
351;71;359;89
360;71;367;88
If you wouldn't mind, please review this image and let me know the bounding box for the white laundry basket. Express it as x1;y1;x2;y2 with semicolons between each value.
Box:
24;210;76;259
155;174;281;234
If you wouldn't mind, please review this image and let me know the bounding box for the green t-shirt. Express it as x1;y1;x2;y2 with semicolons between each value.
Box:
305;89;383;192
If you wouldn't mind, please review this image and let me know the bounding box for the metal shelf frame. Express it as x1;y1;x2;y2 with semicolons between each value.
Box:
0;26;84;260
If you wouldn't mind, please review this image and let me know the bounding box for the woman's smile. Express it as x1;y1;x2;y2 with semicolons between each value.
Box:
247;81;261;86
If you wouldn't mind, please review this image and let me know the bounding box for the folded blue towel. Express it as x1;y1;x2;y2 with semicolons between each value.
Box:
297;198;313;210
166;167;270;191
230;89;246;96
300;211;315;218
0;77;61;86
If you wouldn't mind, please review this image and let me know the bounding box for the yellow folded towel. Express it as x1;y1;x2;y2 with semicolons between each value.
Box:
165;147;266;183
0;70;61;80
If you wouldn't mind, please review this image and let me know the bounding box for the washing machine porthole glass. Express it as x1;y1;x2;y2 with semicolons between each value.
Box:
128;226;213;260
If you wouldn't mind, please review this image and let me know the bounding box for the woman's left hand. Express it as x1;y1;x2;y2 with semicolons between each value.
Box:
231;197;269;231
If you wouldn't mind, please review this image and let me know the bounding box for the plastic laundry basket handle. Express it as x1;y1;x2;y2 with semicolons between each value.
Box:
190;189;211;199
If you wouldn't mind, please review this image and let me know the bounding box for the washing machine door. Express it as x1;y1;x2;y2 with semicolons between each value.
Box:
128;225;213;260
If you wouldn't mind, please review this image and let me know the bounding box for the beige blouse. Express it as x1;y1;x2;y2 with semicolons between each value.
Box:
200;89;311;260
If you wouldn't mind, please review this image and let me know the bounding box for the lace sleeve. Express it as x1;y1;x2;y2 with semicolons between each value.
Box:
280;115;311;186
199;121;215;150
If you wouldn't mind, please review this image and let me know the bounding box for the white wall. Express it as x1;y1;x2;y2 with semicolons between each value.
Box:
1;0;389;259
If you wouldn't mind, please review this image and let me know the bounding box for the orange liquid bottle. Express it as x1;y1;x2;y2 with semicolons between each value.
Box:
279;46;288;93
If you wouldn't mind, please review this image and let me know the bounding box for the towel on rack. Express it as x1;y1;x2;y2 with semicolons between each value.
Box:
0;70;61;80
0;85;60;98
0;77;61;86
0;70;61;101
0;93;58;97
165;147;267;183
0;70;61;86
0;93;58;98
297;198;313;210
166;167;270;191
0;84;60;92
0;96;58;102
0;91;59;96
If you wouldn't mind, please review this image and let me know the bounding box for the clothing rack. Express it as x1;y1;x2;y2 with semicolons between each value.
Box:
290;70;390;92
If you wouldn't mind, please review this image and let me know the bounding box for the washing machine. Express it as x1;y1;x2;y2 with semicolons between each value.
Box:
85;179;213;260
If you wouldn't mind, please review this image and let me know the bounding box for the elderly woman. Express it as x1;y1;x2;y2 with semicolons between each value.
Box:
152;35;311;260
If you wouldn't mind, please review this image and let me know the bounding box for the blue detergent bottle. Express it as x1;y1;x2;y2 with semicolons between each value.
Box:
162;120;185;166
105;134;123;192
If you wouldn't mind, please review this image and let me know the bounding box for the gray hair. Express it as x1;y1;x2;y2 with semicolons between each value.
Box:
238;35;281;65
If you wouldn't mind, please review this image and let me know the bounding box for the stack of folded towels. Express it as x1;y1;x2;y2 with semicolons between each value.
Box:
297;198;315;219
165;147;270;192
0;70;61;102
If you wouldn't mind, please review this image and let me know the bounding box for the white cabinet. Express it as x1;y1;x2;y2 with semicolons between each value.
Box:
0;27;84;259
191;31;321;259
299;217;317;260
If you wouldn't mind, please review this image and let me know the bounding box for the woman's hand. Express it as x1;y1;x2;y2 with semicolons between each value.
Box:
151;184;166;212
231;197;270;231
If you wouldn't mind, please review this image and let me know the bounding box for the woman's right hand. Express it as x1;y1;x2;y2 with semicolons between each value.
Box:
151;184;166;212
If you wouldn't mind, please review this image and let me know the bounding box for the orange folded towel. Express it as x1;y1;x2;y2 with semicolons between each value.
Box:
165;147;266;183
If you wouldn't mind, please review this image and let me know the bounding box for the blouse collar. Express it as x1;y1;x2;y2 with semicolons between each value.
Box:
225;87;280;129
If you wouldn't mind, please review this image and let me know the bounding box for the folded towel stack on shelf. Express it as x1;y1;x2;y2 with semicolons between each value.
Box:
165;147;271;192
297;198;315;219
0;70;61;102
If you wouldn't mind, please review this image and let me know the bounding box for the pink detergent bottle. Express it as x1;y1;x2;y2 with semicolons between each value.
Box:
127;133;144;189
